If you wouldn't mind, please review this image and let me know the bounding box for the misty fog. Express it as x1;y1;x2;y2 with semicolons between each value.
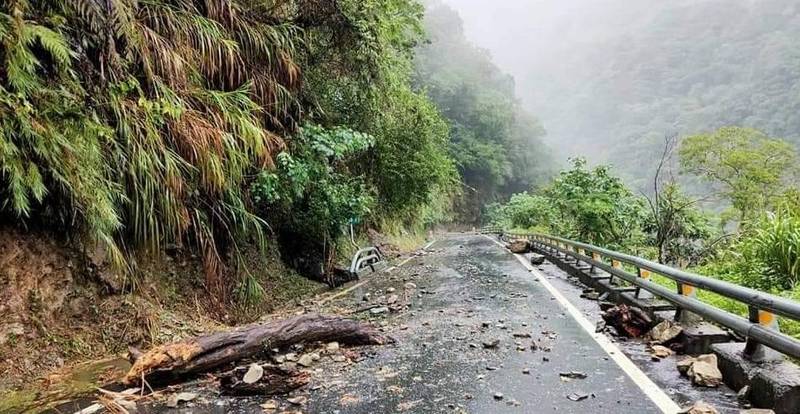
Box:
439;0;800;187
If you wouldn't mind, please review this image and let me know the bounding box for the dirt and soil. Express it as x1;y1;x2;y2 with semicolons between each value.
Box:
0;226;324;412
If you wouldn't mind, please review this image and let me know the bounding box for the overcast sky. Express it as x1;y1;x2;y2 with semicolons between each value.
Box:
438;0;663;109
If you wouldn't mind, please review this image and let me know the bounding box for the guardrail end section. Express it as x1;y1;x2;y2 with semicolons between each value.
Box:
349;246;386;276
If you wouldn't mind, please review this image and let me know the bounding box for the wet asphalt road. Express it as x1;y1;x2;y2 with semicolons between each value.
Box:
306;234;665;413
66;233;712;414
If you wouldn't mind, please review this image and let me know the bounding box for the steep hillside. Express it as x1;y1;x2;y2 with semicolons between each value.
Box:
0;226;320;394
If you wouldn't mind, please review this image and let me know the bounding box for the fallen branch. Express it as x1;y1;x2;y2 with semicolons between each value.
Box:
123;313;389;385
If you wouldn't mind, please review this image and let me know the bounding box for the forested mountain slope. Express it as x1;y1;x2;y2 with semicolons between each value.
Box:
415;2;554;221
509;0;800;188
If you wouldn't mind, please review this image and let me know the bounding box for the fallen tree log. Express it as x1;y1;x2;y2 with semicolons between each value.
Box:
123;313;389;385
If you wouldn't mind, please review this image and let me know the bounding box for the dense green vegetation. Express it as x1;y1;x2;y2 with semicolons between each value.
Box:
415;2;554;221
0;0;553;303
488;159;644;249
489;127;800;333
680;127;799;224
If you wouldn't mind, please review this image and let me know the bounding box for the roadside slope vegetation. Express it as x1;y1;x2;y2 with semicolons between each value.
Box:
0;0;467;300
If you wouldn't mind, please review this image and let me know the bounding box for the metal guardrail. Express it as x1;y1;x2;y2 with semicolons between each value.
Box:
349;246;385;276
483;228;800;361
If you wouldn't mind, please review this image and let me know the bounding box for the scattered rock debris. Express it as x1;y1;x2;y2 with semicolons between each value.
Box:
370;306;390;315
580;289;601;301
677;354;723;387
482;339;500;349
559;371;588;380
242;363;264;384
679;400;719;414
650;345;673;360
166;392;197;408
566;391;591;402
506;240;531;254
530;254;546;265
648;320;683;344
286;395;307;406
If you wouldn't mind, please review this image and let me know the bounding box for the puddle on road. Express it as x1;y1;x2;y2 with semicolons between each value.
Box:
0;357;131;414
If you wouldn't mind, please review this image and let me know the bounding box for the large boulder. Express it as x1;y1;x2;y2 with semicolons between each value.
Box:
679;354;723;387
506;240;531;254
647;320;683;345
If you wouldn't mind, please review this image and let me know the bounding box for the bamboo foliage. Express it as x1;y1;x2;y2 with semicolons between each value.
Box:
0;0;308;297
0;0;451;303
742;210;800;290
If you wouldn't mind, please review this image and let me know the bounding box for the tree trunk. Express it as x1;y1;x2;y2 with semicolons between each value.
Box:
657;238;667;264
123;313;390;385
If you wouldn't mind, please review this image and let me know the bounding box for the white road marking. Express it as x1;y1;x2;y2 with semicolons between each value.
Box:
316;279;371;306
388;257;412;272
484;235;681;414
389;239;436;273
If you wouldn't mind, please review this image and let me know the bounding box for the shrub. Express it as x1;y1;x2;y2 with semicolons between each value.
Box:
738;208;800;290
252;124;375;241
486;193;556;232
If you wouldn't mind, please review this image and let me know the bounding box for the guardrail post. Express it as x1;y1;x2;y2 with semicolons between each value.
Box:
635;268;651;298
610;260;621;284
590;252;600;274
577;248;585;266
744;307;782;362
675;283;701;323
